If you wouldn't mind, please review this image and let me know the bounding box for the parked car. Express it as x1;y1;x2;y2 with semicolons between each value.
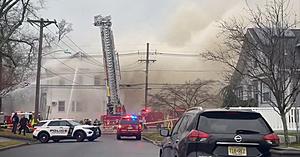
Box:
159;108;279;157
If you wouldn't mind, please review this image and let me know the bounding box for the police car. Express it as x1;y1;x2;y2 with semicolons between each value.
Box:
33;119;101;143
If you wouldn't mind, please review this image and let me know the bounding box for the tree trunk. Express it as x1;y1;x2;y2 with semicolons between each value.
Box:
281;112;290;146
0;52;2;113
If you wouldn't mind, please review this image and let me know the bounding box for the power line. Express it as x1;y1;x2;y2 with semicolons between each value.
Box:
44;26;104;67
39;69;226;76
26;9;104;67
48;54;96;80
41;66;80;85
43;25;104;66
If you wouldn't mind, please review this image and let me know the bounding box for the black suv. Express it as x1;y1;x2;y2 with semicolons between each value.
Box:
159;109;279;157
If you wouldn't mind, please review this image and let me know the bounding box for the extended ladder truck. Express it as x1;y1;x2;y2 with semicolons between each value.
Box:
94;15;125;129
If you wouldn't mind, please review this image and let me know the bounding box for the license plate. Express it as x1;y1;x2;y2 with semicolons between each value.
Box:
128;126;133;129
228;146;247;156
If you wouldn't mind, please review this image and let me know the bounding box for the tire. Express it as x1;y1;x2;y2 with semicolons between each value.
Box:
38;132;50;143
53;138;60;142
116;134;121;140
136;134;141;140
74;131;86;142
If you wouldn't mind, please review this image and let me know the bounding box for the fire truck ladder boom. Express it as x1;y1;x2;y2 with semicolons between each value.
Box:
94;15;121;115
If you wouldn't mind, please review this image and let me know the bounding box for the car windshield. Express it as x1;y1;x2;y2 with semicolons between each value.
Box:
35;122;47;127
68;120;81;126
198;112;271;134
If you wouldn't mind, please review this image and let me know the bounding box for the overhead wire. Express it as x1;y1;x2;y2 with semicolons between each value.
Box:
41;66;80;85
27;9;104;67
48;54;97;80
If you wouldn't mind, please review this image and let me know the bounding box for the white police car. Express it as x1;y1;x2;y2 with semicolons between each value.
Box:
33;119;101;143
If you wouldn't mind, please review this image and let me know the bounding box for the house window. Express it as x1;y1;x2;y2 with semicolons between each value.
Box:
94;75;101;85
254;60;258;68
78;75;83;84
254;93;259;103
76;102;82;112
263;92;271;102
247;86;253;99
237;87;243;99
71;101;75;112
59;79;65;85
58;101;65;112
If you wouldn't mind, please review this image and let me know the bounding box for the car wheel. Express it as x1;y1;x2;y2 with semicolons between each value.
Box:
74;131;86;142
116;134;121;140
136;135;141;140
38;132;50;143
161;148;172;157
53;138;60;142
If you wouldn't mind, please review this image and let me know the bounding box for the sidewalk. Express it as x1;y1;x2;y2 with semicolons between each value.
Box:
0;137;27;151
0;137;9;142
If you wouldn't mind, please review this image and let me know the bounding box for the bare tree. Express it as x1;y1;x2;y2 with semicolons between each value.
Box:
149;79;216;115
0;0;40;112
203;0;300;145
56;19;73;41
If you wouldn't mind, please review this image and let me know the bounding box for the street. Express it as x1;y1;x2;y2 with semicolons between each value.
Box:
0;135;159;157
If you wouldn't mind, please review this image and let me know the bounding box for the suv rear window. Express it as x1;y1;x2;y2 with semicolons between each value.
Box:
198;111;271;134
120;118;139;125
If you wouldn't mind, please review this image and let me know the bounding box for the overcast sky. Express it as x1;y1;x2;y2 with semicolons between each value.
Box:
35;0;300;111
39;0;300;81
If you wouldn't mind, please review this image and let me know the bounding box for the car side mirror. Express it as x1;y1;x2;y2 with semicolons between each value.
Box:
160;128;170;137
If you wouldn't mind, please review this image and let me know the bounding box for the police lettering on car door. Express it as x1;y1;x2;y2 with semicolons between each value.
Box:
50;129;68;134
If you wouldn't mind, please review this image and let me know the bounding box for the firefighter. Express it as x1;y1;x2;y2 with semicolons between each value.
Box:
19;115;29;136
93;119;100;126
11;112;19;134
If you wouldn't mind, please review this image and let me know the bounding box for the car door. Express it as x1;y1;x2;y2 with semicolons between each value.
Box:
47;121;61;136
162;116;184;157
177;114;195;157
59;121;71;136
173;115;191;157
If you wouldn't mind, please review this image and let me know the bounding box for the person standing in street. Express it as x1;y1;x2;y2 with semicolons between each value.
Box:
11;112;19;134
19;115;28;136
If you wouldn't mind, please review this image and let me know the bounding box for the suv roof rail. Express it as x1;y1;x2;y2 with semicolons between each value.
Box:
186;107;203;112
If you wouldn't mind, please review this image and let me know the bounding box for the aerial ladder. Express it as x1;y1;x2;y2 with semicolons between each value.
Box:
94;15;123;116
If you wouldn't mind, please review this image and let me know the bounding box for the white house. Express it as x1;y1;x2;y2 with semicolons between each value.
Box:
3;52;116;120
232;28;300;107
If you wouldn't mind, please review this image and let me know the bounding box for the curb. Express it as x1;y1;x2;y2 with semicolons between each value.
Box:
142;136;160;146
0;142;30;151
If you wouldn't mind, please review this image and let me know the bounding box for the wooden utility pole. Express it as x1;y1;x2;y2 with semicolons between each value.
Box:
28;18;56;122
138;43;156;109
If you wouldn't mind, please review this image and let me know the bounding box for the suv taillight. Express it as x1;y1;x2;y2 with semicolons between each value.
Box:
138;124;142;130
263;133;280;145
187;130;209;142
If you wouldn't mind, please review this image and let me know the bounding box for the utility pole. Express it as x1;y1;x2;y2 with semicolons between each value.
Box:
28;18;56;122
138;43;156;109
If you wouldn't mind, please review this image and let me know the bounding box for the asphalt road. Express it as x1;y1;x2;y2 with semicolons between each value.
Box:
0;135;159;157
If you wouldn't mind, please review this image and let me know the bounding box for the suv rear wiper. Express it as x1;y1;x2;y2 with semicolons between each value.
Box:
236;129;260;134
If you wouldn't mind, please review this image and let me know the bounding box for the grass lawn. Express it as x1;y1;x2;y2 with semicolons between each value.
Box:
0;140;26;148
143;132;164;142
289;143;300;149
0;129;35;141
